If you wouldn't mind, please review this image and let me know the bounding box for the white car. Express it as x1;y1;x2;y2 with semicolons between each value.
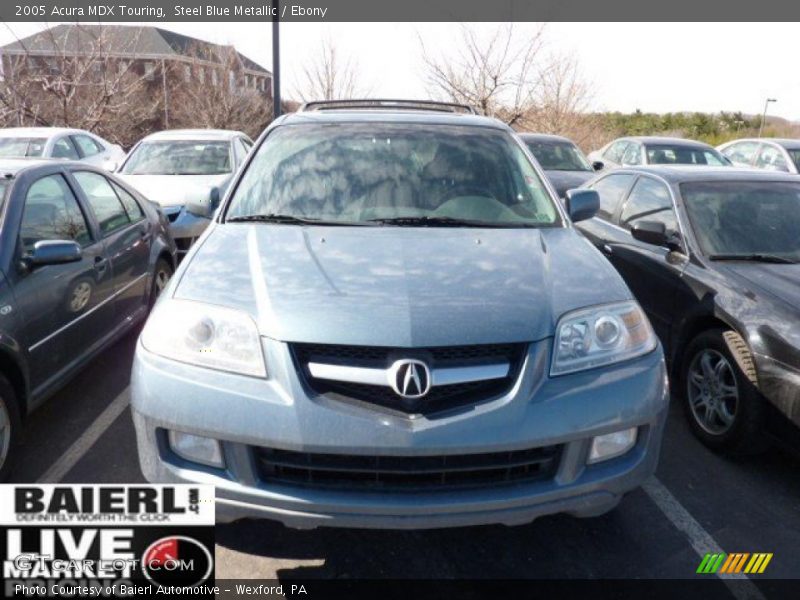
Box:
117;129;254;256
0;127;125;171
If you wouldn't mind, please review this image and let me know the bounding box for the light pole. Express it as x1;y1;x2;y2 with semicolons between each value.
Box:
758;98;776;138
272;0;281;120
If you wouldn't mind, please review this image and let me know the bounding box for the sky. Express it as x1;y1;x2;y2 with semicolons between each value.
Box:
1;21;798;121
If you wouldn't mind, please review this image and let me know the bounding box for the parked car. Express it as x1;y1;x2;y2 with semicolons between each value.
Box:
131;99;668;529
519;133;602;198
117;129;253;256
0;158;177;479
588;136;730;170
717;138;800;173
0;127;125;171
576;166;800;454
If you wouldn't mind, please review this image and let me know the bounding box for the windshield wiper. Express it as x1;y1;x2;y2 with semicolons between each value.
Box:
367;216;538;228
708;253;798;264
226;213;373;226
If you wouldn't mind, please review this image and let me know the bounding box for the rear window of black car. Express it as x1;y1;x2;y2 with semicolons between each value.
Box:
226;123;560;227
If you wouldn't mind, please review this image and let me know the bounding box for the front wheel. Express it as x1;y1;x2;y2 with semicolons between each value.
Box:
0;374;21;481
150;258;174;308
681;329;767;455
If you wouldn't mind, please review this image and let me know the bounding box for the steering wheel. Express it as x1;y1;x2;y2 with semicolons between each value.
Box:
435;183;496;205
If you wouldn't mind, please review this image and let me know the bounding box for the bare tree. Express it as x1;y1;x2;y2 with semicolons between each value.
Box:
294;37;368;101
167;44;273;140
0;25;160;147
420;24;546;126
519;52;602;148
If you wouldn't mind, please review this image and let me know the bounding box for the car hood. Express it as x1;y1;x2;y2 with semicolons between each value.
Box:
723;263;800;312
116;173;230;207
544;170;595;197
173;225;631;347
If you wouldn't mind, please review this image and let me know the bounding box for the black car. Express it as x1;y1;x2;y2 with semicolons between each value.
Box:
576;166;800;453
519;133;601;197
0;159;177;478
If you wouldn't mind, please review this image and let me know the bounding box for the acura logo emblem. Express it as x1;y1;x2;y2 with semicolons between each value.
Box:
389;359;431;399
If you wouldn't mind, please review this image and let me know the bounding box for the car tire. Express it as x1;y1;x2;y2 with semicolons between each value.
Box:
150;258;174;308
0;373;22;482
681;329;768;455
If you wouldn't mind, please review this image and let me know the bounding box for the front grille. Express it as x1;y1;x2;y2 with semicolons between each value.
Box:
292;342;526;414
255;445;562;492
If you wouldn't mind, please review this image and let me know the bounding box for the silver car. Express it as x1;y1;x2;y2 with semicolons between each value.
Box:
117;129;253;256
0;127;125;171
132;100;668;530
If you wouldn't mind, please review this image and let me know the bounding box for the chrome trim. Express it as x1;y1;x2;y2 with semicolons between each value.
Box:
29;273;148;353
307;361;510;389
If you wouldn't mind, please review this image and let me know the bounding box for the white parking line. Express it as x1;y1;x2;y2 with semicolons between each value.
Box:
37;388;130;483
643;477;766;600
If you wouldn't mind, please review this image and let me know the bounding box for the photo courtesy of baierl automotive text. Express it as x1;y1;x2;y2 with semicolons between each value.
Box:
0;1;798;599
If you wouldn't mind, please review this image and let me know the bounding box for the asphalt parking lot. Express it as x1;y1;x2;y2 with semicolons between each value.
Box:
9;328;799;591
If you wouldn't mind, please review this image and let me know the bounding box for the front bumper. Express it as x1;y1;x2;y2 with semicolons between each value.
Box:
161;206;211;254
131;338;669;529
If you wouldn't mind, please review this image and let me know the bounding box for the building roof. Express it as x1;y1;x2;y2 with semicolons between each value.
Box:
0;24;270;75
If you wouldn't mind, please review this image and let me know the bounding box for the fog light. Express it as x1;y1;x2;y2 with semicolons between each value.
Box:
588;427;637;464
168;430;224;468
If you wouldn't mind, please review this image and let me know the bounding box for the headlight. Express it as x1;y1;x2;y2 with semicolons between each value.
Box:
550;301;656;376
141;300;266;377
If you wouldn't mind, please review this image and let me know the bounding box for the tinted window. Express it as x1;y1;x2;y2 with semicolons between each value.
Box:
681;181;800;259
52;137;80;160
590;173;635;220
21;175;91;251
73;171;131;235
621;143;642;166
754;145;789;172
603;141;630;163
524;140;592;171
121;141;232;175
111;181;144;221
227;124;559;227
620;177;677;233
0;137;47;157
721;141;758;165
787;149;800;172
645;144;727;166
73;134;104;157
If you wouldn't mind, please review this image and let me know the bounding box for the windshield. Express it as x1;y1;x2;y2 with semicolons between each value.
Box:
226;124;560;227
646;144;728;166
524;139;592;172
681;181;800;260
0;137;47;158
120;140;231;175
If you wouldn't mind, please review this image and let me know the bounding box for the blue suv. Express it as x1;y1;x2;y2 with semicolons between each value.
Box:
132;100;668;529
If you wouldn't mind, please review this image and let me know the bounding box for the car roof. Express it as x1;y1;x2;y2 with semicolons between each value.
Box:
0;127;85;138
722;137;800;150
619;136;715;149
0;157;58;177
518;133;575;144
140;129;246;142
277;110;510;130
610;165;800;184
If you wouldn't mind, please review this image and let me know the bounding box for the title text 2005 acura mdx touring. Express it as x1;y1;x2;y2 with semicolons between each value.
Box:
132;100;668;529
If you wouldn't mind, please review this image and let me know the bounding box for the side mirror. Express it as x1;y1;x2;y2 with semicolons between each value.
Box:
103;159;118;173
27;240;82;267
564;189;600;223
631;221;669;247
185;186;220;219
592;161;604;171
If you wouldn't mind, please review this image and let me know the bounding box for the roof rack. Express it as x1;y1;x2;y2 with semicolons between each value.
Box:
297;99;478;115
